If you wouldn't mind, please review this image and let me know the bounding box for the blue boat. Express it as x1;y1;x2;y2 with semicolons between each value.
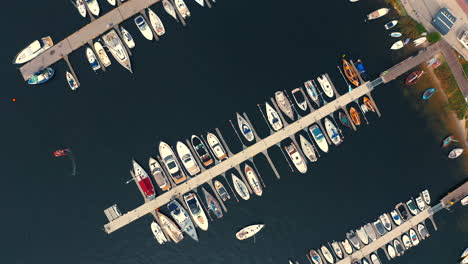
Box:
422;88;435;99
27;67;55;85
356;59;366;74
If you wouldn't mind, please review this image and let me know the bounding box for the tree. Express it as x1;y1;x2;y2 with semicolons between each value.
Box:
427;32;442;43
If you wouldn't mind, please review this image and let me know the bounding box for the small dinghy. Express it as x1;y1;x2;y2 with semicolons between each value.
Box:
415;196;426;211
390;32;402;37
66;71;79;90
150;221;168;244
422;88;435;99
422;190;431;205
385;20;398;30
232;174;250;200
405;71;424;85
448;148;464;159
214;180;230;201
86;47;101;72
390;40;404;50
367;8;390;20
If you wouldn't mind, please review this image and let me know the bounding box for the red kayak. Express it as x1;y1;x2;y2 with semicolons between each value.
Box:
405;71;424;85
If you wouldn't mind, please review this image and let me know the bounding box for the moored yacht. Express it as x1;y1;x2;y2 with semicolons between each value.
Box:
135;15;154;41
148;8;166;36
396;202;410;221
163;0;178;20
148;157;171;191
159;141;186;184
284;142;307;173
384;20;398;30
245;164;262;196
202;187;223;219
214;180;230;201
331;242;343;259
304;80;320;106
184;192;209;231
309;124;329;153
66;72;79;90
292;88;308;111
415;196;425;211
422;190;431;205
387;244;396;259
324;117;342;146
356;227;369;245
167;200;199;241
28;67;55;85
299;134;318;162
349;107;361;126
342;59;360;87
265;102;283;131
85;0;100;16
102;30;132;72
338;112;352;128
341;239;353;254
374;219;386;235
370;253;381;264
393;239;404;256
346;231;361;250
275;91;294;120
132;160;156;200
390;210;402;225
75;0;86;18
317;75;334;98
309;249;323;264
191;135;214;167
93;41;111;67
409;228;419;246
86;47;100;71
402;233;412;249
406;199;419;215
14;36;53;64
236;224;265;240
417;223;429;238
364;223;377;242
120;26;135;49
206;132;227;161
321;245;335;264
232;174;250;200
176;141;201;176
157;211;183;243
380;213;392;231
174;0;191;18
150;221;168;244
237;113;255;142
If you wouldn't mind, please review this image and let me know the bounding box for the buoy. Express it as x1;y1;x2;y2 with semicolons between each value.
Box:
12;98;16;102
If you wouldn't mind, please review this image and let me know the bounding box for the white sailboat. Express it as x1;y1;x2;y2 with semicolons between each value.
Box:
102;30;132;72
175;0;191;18
317;75;334;98
299;134;317;162
265;102;283;131
232;174;250;200
148;8;166;36
163;0;178;20
75;0;87;17
237;113;255;142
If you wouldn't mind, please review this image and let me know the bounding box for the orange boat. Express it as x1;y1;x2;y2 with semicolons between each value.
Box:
349;107;361;126
343;59;360;87
363;96;375;112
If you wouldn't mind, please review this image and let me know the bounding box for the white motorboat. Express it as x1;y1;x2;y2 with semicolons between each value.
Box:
309;249;323;264
175;0;191;18
390;210;402;225
460;248;468;263
66;71;79;90
292;88;308;111
14;36;53;64
299;134;317;162
324;118;342;146
356;227;369;245
331;242;343;259
370;253;381;264
150;221;168;244
387;244;396;259
184;192;209;231
390;40;404;50
167;200;198;241
415;196;425;211
107;0;116;6
102;30;132;72
367;8;390;20
320;245;335;264
86;47;101;71
265;102;283;131
304;80;320;106
406;199;419;215
148;157;171;191
341;239;353;254
413;37;427;46
214;180;230;201
148;8;166;36
206;132;227;160
85;0;100;16
163;0;178;20
75;0;87;18
448;148;464;159
237;113;255;142
384;20;398;30
191;135;214;167
317;75;334;98
461;195;468;206
380;213;392;231
364;223;377;242
284;142;307;173
236;224;265;240
93;41;111;67
422;190;431;205
309;124;329;153
402;234;412;249
159;141;186;184
194;0;204;6
275;91;294;120
232;174;250;200
409;228;419;246
176;141;200;176
374;219;386;235
245;164;262;196
120;26;135;49
134;15;154;41
157;211;183;243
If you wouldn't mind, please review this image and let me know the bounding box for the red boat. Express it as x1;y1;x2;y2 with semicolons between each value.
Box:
53;149;69;157
132;160;156;199
405;71;424;85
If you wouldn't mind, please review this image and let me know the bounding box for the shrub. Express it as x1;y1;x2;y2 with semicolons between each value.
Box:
427;32;442;43
415;23;427;34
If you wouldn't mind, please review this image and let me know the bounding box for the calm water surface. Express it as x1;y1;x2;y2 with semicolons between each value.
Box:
1;0;466;264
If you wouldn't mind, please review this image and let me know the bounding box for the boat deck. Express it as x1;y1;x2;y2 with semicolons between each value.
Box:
103;81;378;234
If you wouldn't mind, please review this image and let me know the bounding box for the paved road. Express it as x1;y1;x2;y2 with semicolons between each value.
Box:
402;0;468;60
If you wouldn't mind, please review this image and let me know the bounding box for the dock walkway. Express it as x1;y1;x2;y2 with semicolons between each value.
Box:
19;0;163;80
103;81;378;234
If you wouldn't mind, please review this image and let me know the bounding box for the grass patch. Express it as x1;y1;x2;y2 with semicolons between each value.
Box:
399;16;427;39
427;32;441;43
434;62;468;119
385;0;407;16
457;53;468;76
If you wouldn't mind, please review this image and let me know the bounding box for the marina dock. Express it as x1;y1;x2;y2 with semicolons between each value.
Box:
104;81;379;234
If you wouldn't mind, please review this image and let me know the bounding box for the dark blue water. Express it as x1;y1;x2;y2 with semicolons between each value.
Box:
2;0;466;264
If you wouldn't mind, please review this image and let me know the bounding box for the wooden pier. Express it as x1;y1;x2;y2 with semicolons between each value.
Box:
103;81;379;234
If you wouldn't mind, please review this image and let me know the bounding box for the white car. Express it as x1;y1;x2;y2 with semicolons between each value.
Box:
457;30;468;49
